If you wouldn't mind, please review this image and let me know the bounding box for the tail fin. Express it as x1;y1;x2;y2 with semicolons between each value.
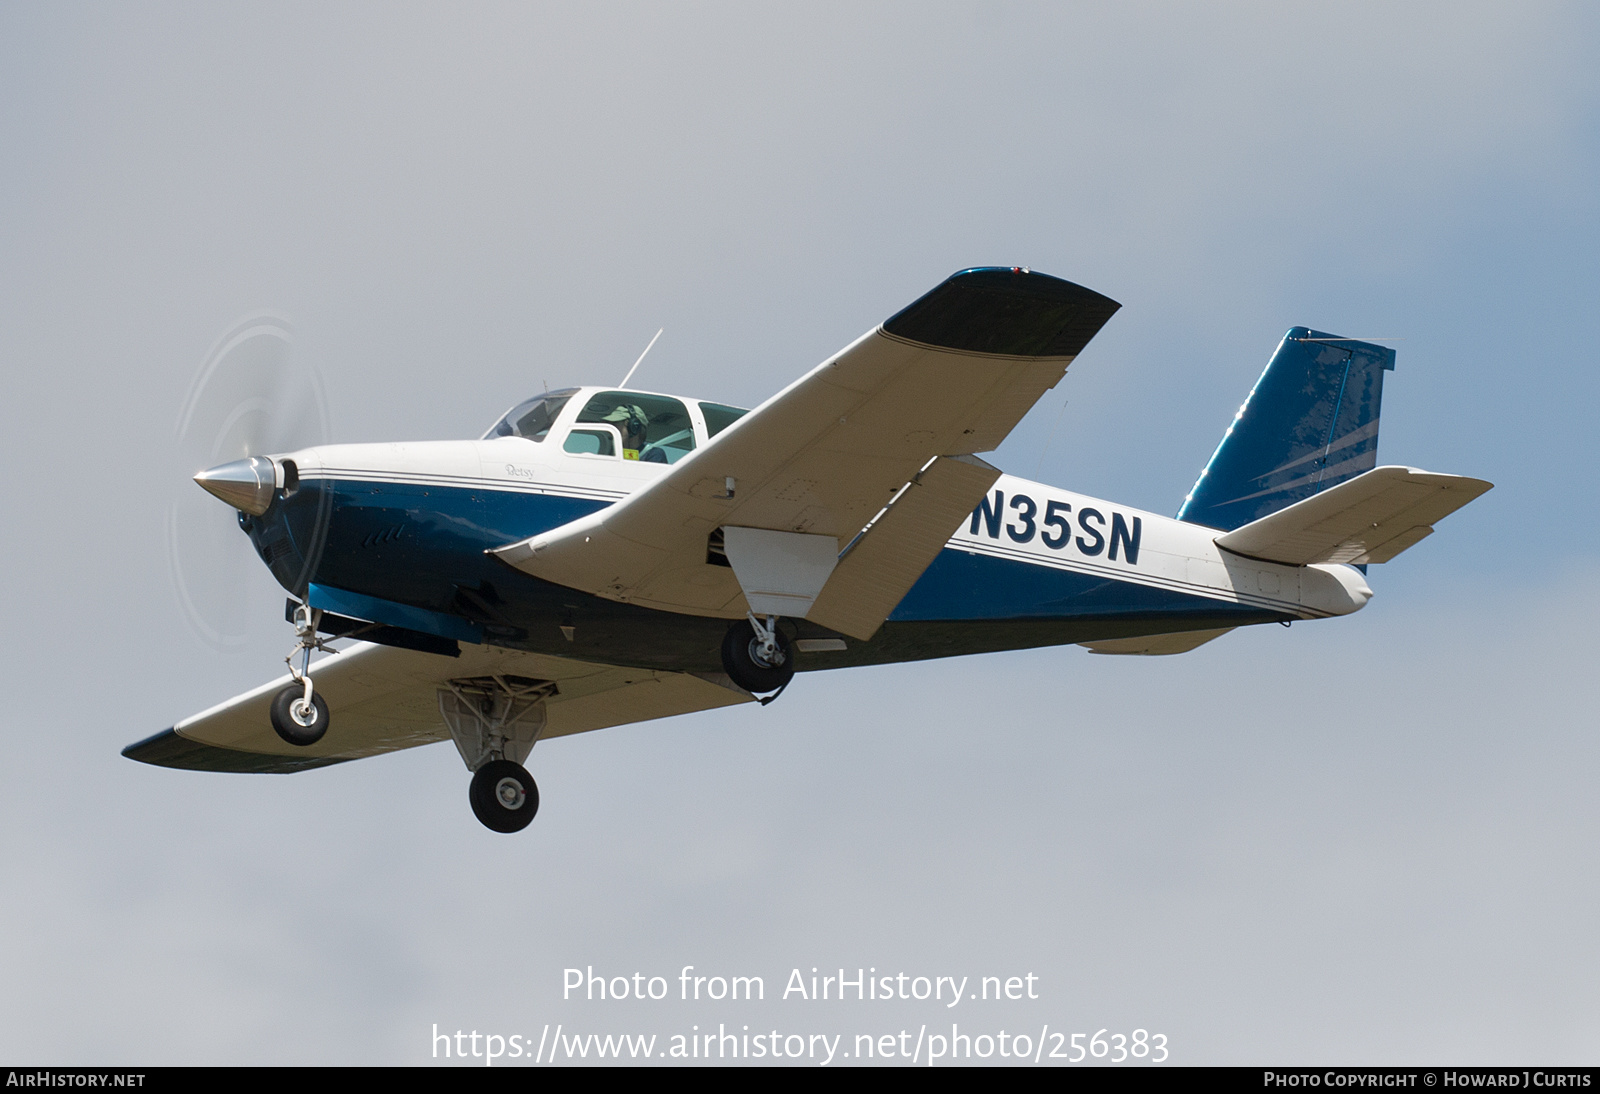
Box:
1177;328;1396;531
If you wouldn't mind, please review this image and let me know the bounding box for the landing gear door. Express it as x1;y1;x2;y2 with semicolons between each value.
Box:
437;675;559;771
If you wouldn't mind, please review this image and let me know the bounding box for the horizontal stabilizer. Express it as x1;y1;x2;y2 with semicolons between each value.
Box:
1214;465;1492;566
1080;628;1234;656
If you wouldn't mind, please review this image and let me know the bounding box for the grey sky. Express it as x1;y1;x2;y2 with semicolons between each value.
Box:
2;2;1597;1064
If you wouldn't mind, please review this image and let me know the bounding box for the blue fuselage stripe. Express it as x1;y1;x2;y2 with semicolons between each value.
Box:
245;476;1282;670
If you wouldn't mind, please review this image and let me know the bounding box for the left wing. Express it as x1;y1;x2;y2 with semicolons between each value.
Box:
493;268;1119;639
123;640;752;773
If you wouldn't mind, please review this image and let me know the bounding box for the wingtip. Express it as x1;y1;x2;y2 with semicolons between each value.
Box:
883;267;1120;358
122;727;178;764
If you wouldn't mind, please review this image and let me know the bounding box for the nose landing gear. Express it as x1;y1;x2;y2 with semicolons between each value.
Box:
270;685;329;745
721;614;795;700
270;603;336;746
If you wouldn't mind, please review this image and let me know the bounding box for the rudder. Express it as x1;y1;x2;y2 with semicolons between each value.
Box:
1177;328;1396;531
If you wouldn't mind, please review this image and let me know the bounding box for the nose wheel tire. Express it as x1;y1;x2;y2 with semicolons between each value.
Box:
269;686;329;746
720;619;795;695
470;759;540;833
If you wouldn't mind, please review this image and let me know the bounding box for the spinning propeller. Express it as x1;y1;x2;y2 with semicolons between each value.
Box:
167;313;331;649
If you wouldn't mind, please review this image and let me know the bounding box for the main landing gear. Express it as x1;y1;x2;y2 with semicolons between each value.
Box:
270;603;334;746
470;759;539;834
721;614;794;701
439;675;557;833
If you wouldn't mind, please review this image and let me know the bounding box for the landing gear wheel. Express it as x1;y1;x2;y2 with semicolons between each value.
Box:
470;759;539;833
720;619;795;694
269;686;329;746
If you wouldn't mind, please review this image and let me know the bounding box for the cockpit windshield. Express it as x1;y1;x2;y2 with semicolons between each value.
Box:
575;391;697;463
485;389;578;441
487;388;748;459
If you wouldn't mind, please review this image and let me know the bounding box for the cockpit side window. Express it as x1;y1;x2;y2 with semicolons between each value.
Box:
699;401;750;439
575;391;697;464
563;426;618;457
484;390;577;441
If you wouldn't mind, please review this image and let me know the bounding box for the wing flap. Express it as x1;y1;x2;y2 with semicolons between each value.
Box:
808;454;1001;640
1213;466;1492;566
1080;628;1235;656
541;671;750;739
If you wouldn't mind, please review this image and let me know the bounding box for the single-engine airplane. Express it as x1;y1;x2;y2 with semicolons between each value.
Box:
125;268;1492;832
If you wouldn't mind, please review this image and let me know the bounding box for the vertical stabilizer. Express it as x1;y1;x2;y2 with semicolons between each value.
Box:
1177;329;1396;532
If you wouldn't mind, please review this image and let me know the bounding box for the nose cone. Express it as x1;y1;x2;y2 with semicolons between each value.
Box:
194;456;278;515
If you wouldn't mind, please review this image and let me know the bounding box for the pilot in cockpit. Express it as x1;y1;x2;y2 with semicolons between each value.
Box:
602;403;666;462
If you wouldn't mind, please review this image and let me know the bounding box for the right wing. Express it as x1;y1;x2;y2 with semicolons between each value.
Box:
123;640;752;774
493;268;1119;639
1214;465;1493;566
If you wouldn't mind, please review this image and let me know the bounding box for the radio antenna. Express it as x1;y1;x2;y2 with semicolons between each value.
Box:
618;328;663;389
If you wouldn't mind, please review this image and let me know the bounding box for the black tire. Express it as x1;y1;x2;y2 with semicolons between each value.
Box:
470;760;539;833
720;619;795;694
269;686;329;746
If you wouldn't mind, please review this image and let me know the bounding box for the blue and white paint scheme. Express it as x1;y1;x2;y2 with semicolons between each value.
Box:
124;268;1492;831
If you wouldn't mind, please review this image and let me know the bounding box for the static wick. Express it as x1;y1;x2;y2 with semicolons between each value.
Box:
618;328;664;389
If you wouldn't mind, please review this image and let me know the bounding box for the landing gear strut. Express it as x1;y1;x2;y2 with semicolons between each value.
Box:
270;603;334;746
438;675;557;833
721;614;795;698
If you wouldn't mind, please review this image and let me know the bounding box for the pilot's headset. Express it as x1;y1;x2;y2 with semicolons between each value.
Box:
603;403;650;458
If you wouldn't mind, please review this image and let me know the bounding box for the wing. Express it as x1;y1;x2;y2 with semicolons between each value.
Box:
123;640;752;773
1214;465;1493;566
493;268;1120;639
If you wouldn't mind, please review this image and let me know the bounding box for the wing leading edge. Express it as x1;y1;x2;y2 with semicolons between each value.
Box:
492;268;1119;639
